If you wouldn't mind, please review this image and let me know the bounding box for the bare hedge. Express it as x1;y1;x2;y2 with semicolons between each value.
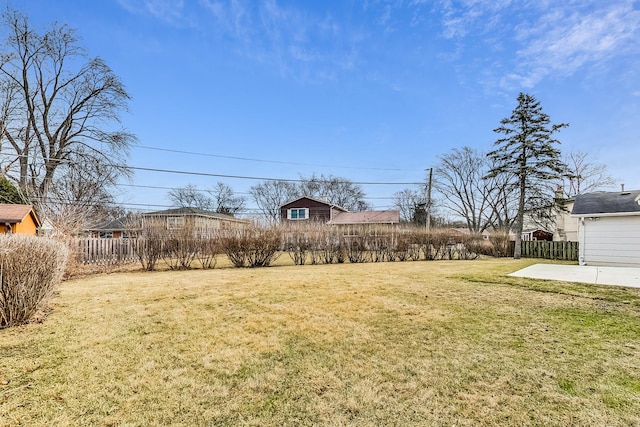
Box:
282;224;489;265
0;235;68;328
102;221;501;272
219;227;282;268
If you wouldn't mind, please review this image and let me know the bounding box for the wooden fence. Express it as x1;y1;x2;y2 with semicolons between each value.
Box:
509;240;579;261
74;238;138;265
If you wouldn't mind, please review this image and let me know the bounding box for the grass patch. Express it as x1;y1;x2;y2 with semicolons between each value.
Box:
1;258;639;426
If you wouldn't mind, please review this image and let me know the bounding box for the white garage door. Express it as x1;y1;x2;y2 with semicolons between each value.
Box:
583;216;640;267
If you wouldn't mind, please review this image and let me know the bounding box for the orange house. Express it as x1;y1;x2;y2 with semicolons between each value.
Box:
0;204;41;235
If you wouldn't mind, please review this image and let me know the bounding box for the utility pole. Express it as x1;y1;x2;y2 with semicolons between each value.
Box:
426;168;433;232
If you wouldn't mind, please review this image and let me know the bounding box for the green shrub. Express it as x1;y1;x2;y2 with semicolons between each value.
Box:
0;235;68;328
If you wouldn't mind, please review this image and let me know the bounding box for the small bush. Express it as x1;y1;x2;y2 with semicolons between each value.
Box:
0;235;68;328
220;228;282;268
489;231;511;257
195;235;218;269
162;224;198;270
283;226;310;265
130;217;165;271
344;233;370;263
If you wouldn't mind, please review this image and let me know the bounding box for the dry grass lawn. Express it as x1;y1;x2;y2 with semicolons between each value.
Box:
2;258;640;426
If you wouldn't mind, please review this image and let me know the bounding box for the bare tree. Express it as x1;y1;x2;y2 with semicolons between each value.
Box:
208;182;246;215
0;9;134;201
36;150;124;235
249;180;299;224
433;147;496;233
167;184;215;210
484;169;519;233
561;150;616;198
393;187;426;223
298;173;369;211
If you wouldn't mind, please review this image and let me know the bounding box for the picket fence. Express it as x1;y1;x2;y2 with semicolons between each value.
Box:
74;238;138;265
510;240;579;261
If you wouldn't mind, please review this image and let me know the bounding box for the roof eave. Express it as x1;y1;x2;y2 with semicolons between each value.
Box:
572;211;640;218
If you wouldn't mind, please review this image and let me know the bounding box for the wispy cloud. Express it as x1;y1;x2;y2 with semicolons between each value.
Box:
431;0;640;90
510;2;640;88
117;0;193;27
199;0;361;83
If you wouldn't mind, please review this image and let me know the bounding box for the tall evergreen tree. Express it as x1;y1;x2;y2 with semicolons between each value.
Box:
486;92;568;259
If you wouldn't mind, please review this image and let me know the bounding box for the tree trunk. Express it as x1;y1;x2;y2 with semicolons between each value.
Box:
514;171;526;259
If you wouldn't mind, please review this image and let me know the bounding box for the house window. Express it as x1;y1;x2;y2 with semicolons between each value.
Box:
99;231;113;239
166;216;185;229
288;208;308;220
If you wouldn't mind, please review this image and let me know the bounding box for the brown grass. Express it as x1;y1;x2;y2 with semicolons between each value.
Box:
1;259;639;426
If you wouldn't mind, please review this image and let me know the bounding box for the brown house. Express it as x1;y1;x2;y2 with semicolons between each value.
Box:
280;197;348;223
280;197;400;226
0;204;41;235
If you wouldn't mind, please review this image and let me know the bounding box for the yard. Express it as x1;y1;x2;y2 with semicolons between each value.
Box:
2;258;640;426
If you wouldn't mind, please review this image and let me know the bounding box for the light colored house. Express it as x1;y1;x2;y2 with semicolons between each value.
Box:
572;190;640;267
0;204;41;235
521;198;578;242
86;207;250;238
552;199;578;242
143;207;250;233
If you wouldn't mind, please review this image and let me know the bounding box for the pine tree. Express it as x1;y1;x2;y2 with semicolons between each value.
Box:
486;93;568;259
0;175;23;204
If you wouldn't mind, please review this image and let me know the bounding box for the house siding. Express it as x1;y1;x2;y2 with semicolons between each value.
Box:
0;213;39;235
554;201;578;242
280;198;333;223
580;216;640;267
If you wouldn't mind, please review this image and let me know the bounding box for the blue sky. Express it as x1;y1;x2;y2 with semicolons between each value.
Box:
11;0;640;214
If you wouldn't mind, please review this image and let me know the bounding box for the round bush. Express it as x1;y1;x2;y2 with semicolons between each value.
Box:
0;235;68;328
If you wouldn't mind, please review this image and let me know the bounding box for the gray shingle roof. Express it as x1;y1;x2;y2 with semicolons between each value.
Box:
143;207;247;222
571;190;640;216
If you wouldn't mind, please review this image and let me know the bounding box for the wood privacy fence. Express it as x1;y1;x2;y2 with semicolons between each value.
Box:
509;240;579;261
74;238;138;265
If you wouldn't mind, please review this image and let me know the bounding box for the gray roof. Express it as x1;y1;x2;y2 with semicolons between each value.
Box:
86;217;134;232
143;207;247;222
571;190;640;216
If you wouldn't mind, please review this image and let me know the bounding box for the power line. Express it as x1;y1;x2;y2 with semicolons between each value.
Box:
127;164;423;185
133;144;421;172
2;152;424;185
116;183;399;200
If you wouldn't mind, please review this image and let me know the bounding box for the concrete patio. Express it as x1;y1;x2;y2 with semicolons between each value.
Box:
509;264;640;288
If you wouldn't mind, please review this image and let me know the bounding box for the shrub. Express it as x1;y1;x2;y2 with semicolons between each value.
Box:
162;224;198;270
129;217;165;271
489;231;511;257
220;228;282;268
283;226;310;265
0;235;68;328
344;232;370;263
195;234;218;269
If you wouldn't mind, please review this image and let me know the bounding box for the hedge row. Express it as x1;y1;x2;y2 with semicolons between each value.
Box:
131;222;508;270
